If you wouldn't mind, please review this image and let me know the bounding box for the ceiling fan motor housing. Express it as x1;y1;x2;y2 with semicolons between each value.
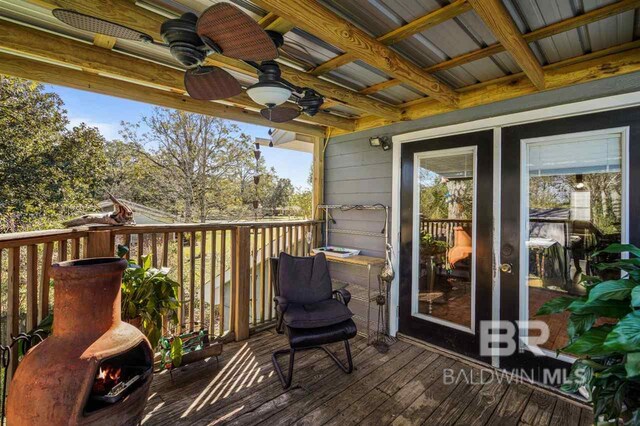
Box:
160;12;208;67
298;90;324;116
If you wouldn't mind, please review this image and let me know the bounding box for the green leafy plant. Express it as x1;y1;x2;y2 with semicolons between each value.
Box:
537;243;640;425
420;232;448;257
120;250;181;350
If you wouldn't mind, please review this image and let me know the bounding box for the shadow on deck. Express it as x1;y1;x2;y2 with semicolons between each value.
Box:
142;330;591;426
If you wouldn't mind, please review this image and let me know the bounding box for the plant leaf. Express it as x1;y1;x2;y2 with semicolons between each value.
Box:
536;296;575;316
563;325;613;355
569;299;631;319
625;352;640;378
567;313;597;341
171;337;183;367
603;311;640;352
593;243;640;258
631;286;640;308
587;279;636;303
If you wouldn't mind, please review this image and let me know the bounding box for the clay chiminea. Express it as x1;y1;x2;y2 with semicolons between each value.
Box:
6;257;153;425
447;226;473;266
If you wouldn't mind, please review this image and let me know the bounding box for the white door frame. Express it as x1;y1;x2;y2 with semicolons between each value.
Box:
389;91;640;338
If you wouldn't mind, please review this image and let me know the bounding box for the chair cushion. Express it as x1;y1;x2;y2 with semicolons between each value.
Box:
277;252;332;305
283;299;353;329
286;319;357;349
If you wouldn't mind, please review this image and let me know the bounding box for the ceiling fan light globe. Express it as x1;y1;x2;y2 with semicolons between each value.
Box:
246;83;291;106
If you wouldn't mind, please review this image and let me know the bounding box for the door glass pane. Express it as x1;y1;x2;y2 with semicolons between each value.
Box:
416;149;474;329
526;133;623;351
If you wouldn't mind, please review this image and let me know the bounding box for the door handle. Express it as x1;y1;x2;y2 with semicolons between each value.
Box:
500;263;512;274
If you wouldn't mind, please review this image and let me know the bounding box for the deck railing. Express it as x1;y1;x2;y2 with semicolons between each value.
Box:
0;219;321;381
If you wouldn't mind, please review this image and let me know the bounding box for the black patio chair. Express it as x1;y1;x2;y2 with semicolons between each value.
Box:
270;252;357;389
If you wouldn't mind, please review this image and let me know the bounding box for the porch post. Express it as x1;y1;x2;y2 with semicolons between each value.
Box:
85;229;115;258
233;226;251;341
312;135;325;220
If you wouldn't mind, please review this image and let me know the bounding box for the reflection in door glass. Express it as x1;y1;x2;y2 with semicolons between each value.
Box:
526;134;622;351
417;150;474;329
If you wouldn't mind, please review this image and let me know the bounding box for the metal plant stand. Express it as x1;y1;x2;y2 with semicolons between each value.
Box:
316;204;391;344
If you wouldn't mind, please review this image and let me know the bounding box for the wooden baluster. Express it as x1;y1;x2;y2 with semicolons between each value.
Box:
189;231;196;331
302;224;308;256
39;242;54;322
162;232;170;267
151;233;158;268
26;245;38;331
209;230;217;335
219;230;226;337
57;239;67;262
260;227;266;323
251;227;258;326
71;237;81;260
124;234;131;259
7;247;20;381
137;233;144;265
267;226;274;321
267;226;280;321
199;231;206;327
177;232;184;333
287;225;293;254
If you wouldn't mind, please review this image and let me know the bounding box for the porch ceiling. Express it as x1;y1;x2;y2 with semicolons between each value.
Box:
0;0;639;137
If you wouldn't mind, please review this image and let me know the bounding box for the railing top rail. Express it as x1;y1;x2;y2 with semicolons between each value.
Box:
0;228;89;249
0;220;321;247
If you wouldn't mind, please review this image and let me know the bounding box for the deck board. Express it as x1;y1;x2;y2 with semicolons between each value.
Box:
142;331;591;426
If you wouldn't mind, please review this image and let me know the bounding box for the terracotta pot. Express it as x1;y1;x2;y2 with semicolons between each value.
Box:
7;257;153;426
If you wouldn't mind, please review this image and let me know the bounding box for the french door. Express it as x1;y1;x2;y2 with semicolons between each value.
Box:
399;130;493;362
499;108;640;375
398;107;640;371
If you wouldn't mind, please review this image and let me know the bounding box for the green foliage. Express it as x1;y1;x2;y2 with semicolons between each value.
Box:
170;337;183;368
537;244;640;424
120;252;181;349
420;232;448;257
0;76;108;232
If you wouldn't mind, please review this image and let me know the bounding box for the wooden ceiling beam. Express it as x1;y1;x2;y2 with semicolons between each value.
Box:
0;19;355;131
252;0;459;107
357;0;640;95
308;0;471;76
27;0;400;120
258;12;295;34
467;0;544;89
0;52;326;136
335;44;640;134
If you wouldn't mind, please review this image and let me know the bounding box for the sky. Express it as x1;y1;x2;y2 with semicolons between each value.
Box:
46;85;313;190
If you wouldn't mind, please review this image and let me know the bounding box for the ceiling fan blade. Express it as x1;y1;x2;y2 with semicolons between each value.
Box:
196;3;278;61
52;9;153;42
184;67;242;100
260;106;301;123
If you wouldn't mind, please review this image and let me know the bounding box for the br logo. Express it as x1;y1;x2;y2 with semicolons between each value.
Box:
480;321;550;357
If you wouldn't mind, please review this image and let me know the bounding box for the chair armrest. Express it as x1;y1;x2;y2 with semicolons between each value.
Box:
333;288;351;306
274;296;289;313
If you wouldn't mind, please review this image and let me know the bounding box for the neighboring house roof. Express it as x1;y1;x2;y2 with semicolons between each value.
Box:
98;199;175;224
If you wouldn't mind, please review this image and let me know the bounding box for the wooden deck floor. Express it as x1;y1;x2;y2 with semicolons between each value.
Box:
142;330;592;426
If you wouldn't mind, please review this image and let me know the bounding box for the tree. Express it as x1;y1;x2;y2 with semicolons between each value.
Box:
121;109;253;222
0;76;107;232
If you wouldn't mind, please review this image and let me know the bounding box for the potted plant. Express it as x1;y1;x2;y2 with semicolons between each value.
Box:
537;243;640;425
119;250;181;350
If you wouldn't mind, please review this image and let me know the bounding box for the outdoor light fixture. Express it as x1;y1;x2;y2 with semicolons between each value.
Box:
369;136;392;151
246;61;292;107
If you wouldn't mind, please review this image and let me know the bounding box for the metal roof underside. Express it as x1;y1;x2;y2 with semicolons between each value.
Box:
0;0;637;118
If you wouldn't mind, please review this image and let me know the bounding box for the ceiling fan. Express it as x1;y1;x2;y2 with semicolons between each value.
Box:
51;2;324;123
